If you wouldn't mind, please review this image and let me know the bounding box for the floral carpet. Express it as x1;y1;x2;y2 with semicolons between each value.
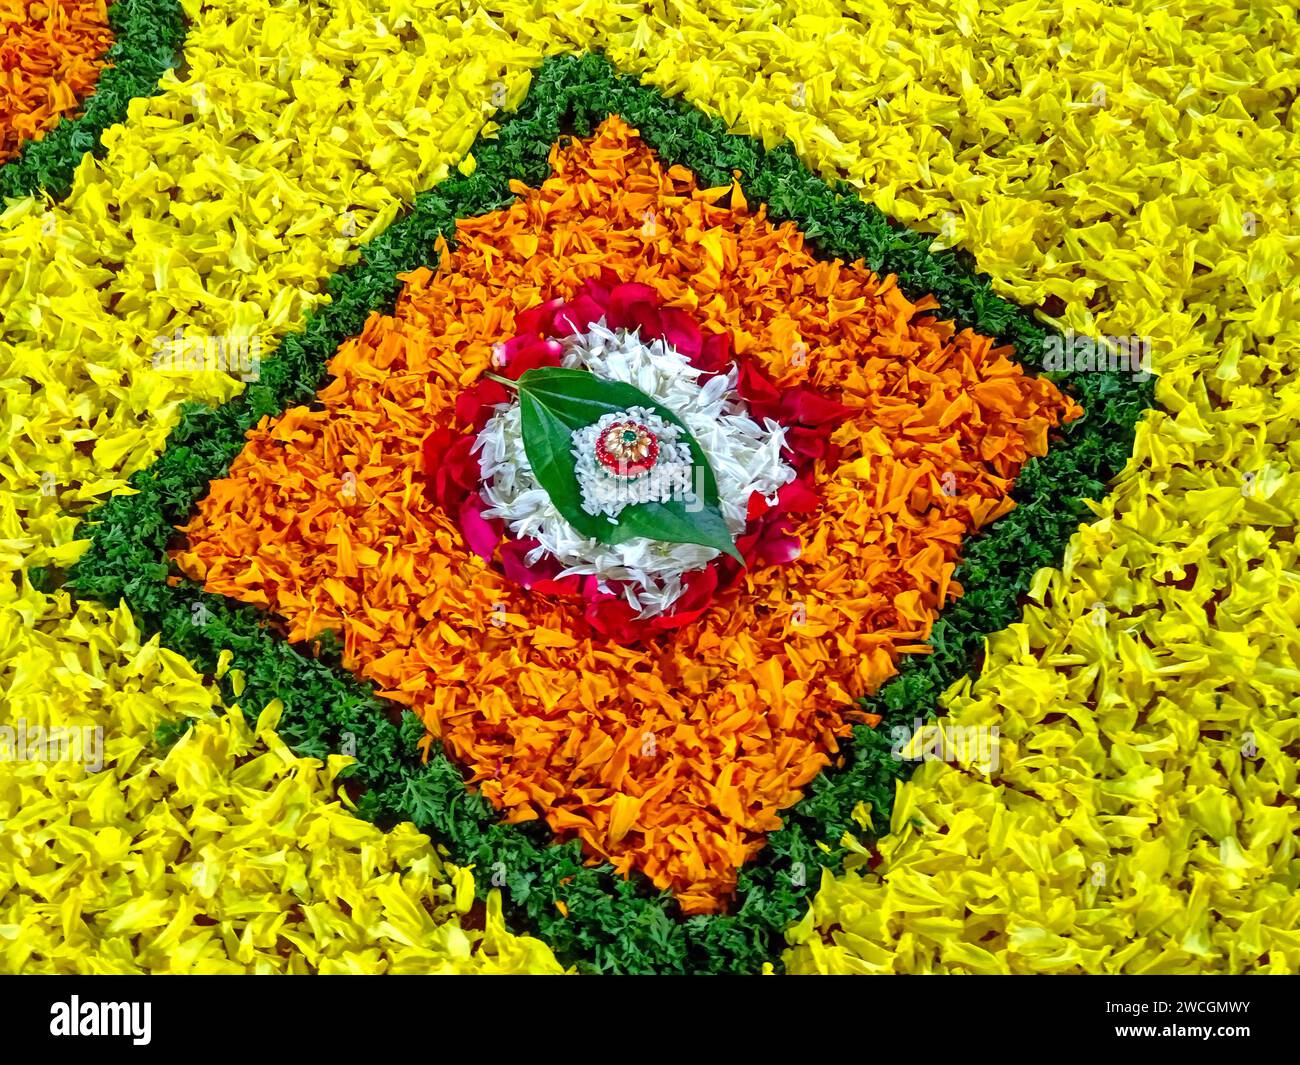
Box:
1;0;1296;975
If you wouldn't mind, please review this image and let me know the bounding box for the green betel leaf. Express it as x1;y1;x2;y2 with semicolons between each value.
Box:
609;500;740;560
497;367;742;561
517;393;611;542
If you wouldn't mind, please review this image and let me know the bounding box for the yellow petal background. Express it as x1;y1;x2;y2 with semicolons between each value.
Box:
1;0;1296;972
0;583;563;972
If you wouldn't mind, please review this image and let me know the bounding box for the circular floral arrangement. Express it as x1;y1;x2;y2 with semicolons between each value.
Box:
422;277;836;639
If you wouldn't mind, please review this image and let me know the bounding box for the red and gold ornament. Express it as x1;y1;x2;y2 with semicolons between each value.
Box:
594;420;660;477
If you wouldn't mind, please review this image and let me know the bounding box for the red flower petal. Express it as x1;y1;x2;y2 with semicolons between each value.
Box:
777;476;821;514
554;293;607;335
532;573;585;596
657;307;703;359
694;330;732;373
584;588;642;640
499;537;583;595
607;282;659;332
459;494;502;562
785;387;856;426
588;269;620;302
627;303;663;340
421;426;456;477
735;359;782;410
651;567;718;629
739;514;802;567
515;297;564;335
455;379;509;429
498;537;541;588
446;434;481;489
784;425;833;464
419;430;480;514
498;336;563;377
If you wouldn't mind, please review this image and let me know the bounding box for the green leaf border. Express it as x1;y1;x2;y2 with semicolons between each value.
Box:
0;0;187;201
66;52;1153;974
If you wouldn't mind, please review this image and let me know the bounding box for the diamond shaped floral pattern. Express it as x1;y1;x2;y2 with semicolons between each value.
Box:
67;53;1148;972
173;118;1079;912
